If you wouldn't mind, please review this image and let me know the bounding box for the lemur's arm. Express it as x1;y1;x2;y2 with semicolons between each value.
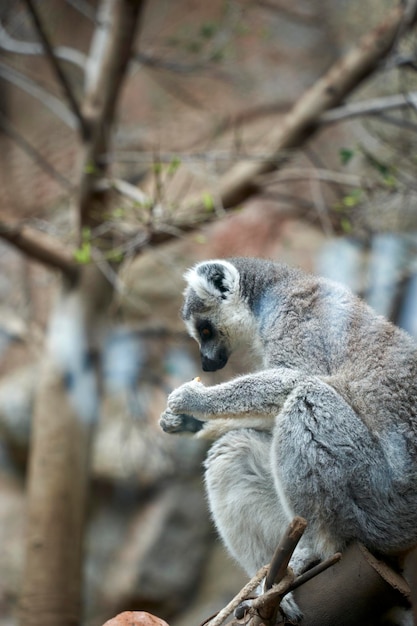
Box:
160;368;308;437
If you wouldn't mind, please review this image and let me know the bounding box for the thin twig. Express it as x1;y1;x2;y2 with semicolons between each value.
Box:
321;91;417;124
84;0;112;93
0;21;86;68
261;167;369;188
0;62;78;129
23;0;88;137
204;565;269;626
289;552;342;592
0;111;75;191
265;517;307;590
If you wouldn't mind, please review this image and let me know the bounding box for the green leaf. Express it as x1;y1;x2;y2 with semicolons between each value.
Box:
105;249;124;263
342;188;362;207
194;233;207;244
112;207;126;219
340;217;353;233
202;192;214;211
167;156;181;176
73;241;91;264
84;162;98;174
200;22;217;39
81;226;91;241
339;148;355;166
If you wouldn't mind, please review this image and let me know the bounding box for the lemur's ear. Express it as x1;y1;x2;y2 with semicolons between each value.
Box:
184;260;239;301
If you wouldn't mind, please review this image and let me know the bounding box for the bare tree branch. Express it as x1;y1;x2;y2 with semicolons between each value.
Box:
203;565;269;626
79;0;145;230
0;20;86;68
261;167;370;188
65;0;97;21
0;111;75;191
183;2;417;215
321;91;417;124
0;62;78;129
0;220;78;280
265;517;307;590
84;0;113;93
23;0;88;137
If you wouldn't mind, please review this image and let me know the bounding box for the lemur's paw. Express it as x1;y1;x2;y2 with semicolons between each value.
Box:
167;379;206;416
233;594;302;624
234;599;253;620
159;409;204;434
281;593;303;623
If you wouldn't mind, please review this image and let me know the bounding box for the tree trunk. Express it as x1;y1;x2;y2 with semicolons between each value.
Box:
19;266;113;626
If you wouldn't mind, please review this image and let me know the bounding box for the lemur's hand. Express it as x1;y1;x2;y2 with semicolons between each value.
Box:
167;378;207;418
159;408;204;434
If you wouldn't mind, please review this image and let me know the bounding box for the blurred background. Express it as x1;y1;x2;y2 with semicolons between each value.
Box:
1;1;417;625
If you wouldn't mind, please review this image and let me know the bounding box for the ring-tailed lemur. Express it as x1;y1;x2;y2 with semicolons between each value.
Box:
160;257;417;621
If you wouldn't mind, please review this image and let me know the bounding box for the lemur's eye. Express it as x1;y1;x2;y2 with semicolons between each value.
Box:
197;321;214;341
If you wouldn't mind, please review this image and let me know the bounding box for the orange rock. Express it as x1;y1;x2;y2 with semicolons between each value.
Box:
102;611;169;626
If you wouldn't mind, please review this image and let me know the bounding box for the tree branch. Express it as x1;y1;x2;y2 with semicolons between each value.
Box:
0;62;78;130
0;111;75;191
79;0;145;231
0;221;79;280
0;20;86;69
265;517;307;590
321;91;417;124
23;0;88;137
180;2;417;216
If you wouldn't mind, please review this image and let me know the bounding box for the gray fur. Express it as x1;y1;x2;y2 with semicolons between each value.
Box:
160;257;417;621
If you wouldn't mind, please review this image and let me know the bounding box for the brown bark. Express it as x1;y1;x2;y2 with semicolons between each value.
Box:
19;265;113;626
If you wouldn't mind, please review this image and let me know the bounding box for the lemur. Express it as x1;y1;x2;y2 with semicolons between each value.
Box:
160;257;417;621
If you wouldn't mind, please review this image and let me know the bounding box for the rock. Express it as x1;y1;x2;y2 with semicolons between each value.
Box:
102;611;169;626
92;480;212;622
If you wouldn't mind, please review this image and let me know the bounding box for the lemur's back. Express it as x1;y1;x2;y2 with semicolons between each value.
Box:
231;258;417;435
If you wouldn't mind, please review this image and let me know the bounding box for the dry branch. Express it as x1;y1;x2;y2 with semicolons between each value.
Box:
321;91;417;124
203;565;269;626
24;0;87;137
265;517;307;590
79;0;146;230
0;220;78;280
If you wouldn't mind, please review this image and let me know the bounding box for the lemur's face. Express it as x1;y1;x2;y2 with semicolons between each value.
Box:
183;306;232;372
181;259;255;372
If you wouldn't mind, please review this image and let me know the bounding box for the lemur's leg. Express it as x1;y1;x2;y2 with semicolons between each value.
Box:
271;378;417;557
204;429;286;574
205;428;306;623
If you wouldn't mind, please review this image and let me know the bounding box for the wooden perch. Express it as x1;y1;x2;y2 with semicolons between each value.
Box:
265;516;307;590
203;518;309;626
201;522;410;626
201;517;344;626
